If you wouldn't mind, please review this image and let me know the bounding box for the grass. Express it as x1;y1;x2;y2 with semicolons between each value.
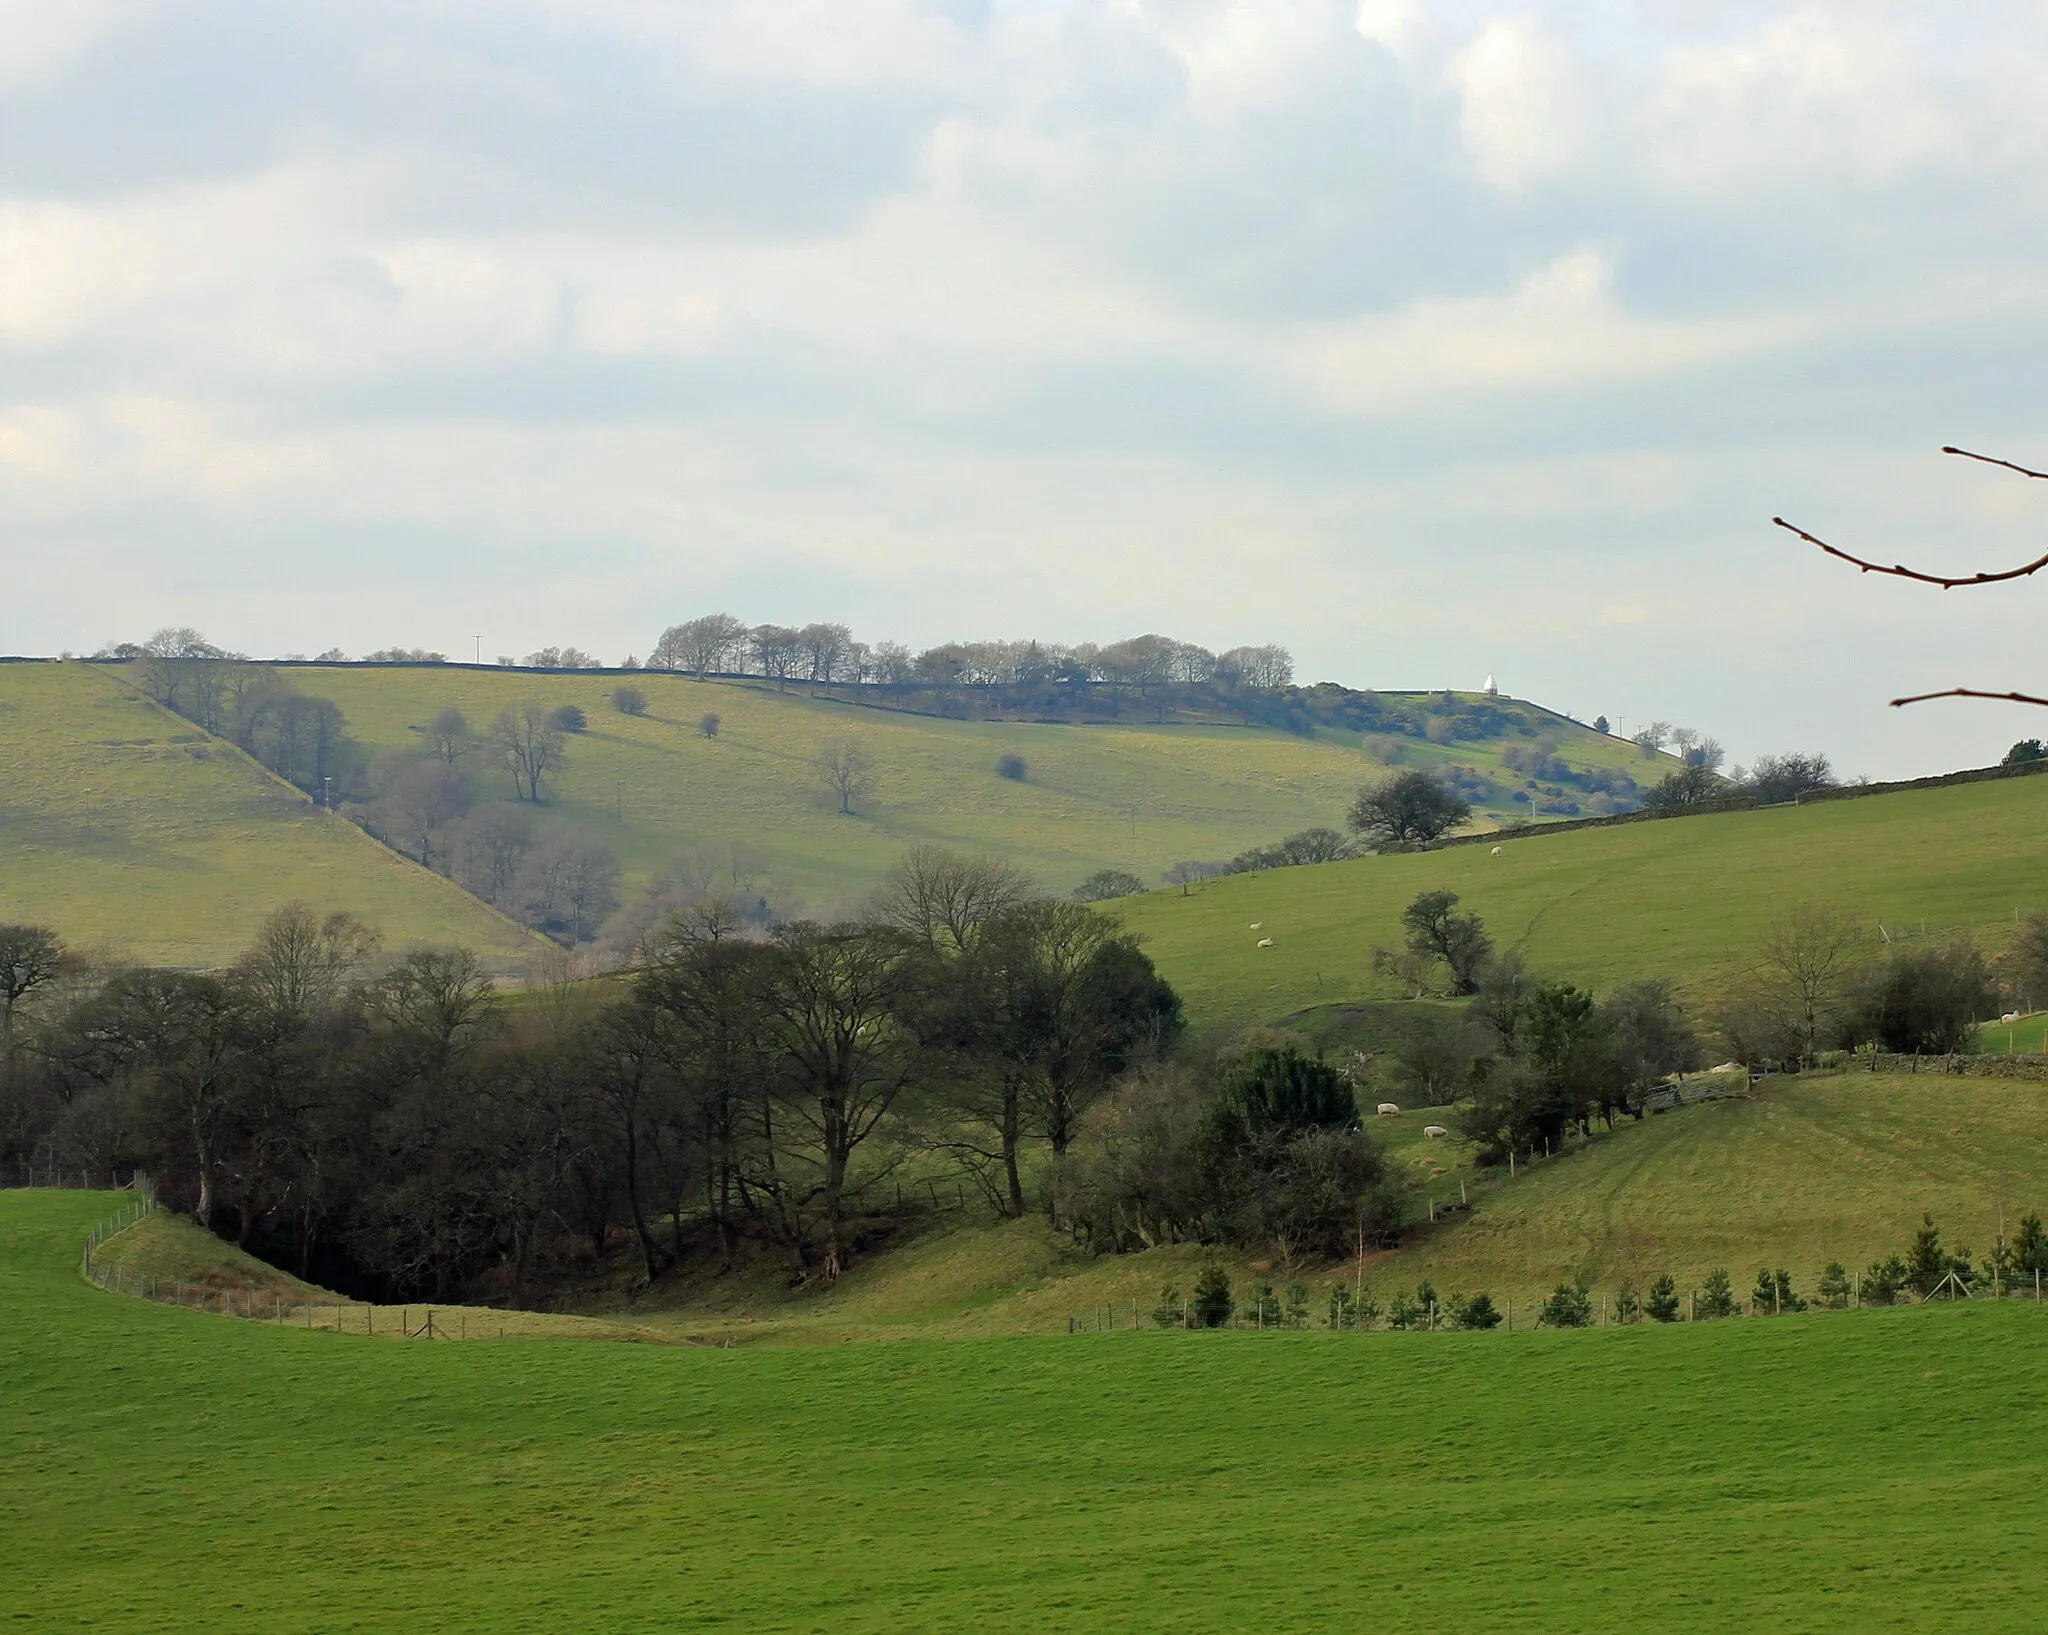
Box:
1115;772;2048;1026
1974;1011;2048;1054
11;1185;2048;1631
1363;1069;2048;1314
0;663;538;969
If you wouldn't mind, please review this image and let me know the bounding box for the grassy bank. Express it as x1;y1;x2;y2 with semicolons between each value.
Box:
10;1187;2048;1631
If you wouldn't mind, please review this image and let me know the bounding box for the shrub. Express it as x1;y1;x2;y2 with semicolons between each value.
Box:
1539;1283;1592;1328
1326;1284;1378;1330
1859;1255;1909;1306
1191;1257;1233;1328
1152;1284;1185;1328
1072;868;1146;903
1696;1269;1736;1319
1841;945;1997;1055
1613;1276;1641;1324
1245;1280;1281;1328
1455;1291;1502;1330
551;704;588;733
996;752;1027;781
1645;1272;1681;1323
611;685;647;716
698;712;721;739
1283;1279;1311;1330
1816;1263;1852;1309
2006;739;2046;766
1750;1268;1805;1314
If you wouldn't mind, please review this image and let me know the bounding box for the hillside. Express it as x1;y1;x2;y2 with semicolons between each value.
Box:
1116;771;2048;1027
0;663;539;968
90;662;1669;930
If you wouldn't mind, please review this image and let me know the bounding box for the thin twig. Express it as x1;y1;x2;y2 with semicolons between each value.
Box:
1944;445;2048;481
1889;687;2048;710
1774;445;2048;589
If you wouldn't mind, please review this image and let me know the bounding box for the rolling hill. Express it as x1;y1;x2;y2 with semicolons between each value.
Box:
0;663;539;968
1115;771;2048;1027
13;1181;2048;1630
0;657;1678;965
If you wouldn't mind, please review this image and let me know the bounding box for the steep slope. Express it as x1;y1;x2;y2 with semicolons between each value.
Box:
1114;772;2048;1026
0;663;540;968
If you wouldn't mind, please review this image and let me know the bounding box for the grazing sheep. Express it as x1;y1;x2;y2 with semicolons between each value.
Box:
1491;845;1503;856
1376;1102;1400;1117
1250;922;1263;931
1423;1124;1449;1140
1256;937;1275;949
2003;1011;2023;1024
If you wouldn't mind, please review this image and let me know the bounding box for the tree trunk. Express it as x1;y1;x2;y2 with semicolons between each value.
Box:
623;1116;661;1284
1001;1082;1025;1217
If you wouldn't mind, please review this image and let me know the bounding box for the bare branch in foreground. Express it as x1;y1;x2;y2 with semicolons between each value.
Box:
1775;445;2048;589
1889;687;2048;710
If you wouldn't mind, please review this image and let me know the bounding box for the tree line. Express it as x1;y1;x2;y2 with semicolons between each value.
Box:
0;849;1191;1298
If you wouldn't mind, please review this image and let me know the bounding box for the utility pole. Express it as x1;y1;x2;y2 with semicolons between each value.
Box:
474;636;482;665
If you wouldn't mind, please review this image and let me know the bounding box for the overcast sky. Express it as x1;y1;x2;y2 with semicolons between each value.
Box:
6;1;2048;776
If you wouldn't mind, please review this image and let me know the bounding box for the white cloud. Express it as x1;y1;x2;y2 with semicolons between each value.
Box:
1446;18;1592;188
2;1;2048;778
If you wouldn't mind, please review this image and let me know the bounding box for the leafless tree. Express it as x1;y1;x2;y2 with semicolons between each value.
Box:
1753;902;1865;1065
1777;445;2048;708
0;924;67;1045
491;701;567;801
236;904;381;1021
651;613;747;675
874;845;1032;955
816;739;877;815
424;705;473;765
380;760;472;870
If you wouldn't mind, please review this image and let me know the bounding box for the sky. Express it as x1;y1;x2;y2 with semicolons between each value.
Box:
5;0;2048;778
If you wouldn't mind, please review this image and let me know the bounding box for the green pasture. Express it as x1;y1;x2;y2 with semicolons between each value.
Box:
294;668;1635;912
1975;1012;2048;1055
1368;1070;2048;1313
1117;774;2048;1026
0;664;537;969
11;1188;2048;1631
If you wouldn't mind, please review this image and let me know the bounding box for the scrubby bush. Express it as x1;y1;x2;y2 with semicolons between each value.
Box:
1327;1284;1378;1330
1645;1273;1682;1322
1387;1281;1439;1330
1072;868;1146;903
611;685;647;716
1695;1269;1736;1319
1816;1263;1851;1309
1613;1276;1641;1324
2005;739;2045;766
1840;943;1996;1056
1455;1292;1503;1330
1750;1268;1804;1314
551;703;588;733
1192;1257;1233;1328
996;752;1027;781
1152;1284;1185;1328
1540;1283;1593;1328
1859;1256;1909;1306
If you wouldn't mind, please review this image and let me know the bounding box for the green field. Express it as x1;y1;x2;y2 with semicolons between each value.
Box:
295;667;1662;908
1976;1012;2048;1054
0;664;538;968
11;1186;2048;1631
1118;774;2048;1026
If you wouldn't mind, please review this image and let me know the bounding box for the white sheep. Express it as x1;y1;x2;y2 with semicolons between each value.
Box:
1491;845;1503;856
1249;922;1263;931
1423;1124;1449;1140
1256;937;1275;949
1376;1102;1400;1117
2003;1011;2023;1024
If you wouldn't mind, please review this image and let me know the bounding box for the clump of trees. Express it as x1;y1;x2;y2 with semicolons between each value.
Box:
1347;770;1471;850
0;862;1184;1297
1072;869;1146;903
1222;827;1354;875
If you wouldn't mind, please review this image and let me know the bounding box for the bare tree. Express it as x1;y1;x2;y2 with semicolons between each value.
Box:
0;924;66;1044
380;760;473;870
816;739;877;815
424;706;473;766
491;701;567;801
651;613;747;675
1755;902;1865;1065
236;904;380;1021
874;845;1031;954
